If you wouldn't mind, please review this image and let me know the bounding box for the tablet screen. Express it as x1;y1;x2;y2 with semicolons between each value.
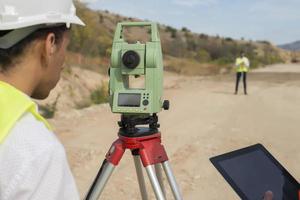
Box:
210;144;299;200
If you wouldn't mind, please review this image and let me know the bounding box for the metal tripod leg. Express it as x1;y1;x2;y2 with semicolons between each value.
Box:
162;161;183;200
155;164;166;197
133;155;148;200
145;165;166;200
84;160;116;200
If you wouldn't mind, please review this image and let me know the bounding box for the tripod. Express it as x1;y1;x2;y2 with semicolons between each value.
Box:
84;114;183;200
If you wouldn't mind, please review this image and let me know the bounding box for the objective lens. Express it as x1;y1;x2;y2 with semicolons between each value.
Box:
122;50;140;69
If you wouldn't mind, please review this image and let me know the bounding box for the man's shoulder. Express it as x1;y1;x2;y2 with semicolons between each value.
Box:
0;113;76;200
0;112;64;160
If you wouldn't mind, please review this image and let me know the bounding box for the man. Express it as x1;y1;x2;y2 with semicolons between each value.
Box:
234;52;250;95
0;0;84;199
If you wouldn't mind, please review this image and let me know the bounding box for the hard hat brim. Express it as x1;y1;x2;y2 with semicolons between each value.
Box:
71;16;85;26
0;15;85;30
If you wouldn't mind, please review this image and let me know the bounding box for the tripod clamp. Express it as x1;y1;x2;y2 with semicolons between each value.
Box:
118;114;160;135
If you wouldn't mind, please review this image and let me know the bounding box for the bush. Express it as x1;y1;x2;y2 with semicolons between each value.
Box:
38;95;60;119
181;27;190;32
166;26;177;38
196;49;211;62
38;104;56;119
257;40;271;45
225;37;233;42
199;34;208;39
90;83;109;104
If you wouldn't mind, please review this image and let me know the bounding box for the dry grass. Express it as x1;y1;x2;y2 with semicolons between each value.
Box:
65;52;110;75
164;56;227;76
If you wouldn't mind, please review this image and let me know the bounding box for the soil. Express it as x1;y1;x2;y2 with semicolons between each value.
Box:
49;63;300;200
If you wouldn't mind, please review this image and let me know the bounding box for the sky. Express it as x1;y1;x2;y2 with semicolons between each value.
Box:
82;0;300;45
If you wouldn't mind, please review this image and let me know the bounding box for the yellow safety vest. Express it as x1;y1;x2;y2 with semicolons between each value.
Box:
235;57;249;72
0;81;51;143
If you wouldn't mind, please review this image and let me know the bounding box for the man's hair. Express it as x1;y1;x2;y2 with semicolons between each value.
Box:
0;25;68;72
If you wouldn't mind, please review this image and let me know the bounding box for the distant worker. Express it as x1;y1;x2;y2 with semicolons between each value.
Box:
0;0;84;199
234;52;250;95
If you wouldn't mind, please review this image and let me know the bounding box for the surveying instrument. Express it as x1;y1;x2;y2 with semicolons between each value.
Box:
84;22;183;200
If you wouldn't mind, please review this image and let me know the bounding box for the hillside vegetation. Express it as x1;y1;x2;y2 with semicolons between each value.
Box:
67;2;285;75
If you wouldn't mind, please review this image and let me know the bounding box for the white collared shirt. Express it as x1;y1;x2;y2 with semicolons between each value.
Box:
0;112;79;200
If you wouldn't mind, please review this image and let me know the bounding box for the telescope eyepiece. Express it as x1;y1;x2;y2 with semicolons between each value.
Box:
122;50;140;69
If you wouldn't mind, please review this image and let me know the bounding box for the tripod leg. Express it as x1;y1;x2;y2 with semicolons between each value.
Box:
162;161;183;200
84;159;115;200
85;139;126;200
133;154;148;200
155;164;166;197
145;165;166;200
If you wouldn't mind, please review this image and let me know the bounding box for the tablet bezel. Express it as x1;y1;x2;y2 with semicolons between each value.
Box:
210;143;300;200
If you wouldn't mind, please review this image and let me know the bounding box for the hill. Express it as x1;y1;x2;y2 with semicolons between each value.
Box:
66;2;285;76
278;41;300;51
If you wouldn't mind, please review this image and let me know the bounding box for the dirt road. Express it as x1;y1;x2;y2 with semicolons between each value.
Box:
50;63;300;199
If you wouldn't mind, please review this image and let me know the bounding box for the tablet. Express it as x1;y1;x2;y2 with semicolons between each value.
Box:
210;144;300;200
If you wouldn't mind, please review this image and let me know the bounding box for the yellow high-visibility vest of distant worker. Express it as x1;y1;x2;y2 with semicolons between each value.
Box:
0;81;51;143
235;56;250;72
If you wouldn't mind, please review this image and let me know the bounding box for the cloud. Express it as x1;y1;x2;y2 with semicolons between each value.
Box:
173;0;218;7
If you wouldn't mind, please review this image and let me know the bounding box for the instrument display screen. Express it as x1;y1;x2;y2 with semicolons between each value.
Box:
118;93;141;107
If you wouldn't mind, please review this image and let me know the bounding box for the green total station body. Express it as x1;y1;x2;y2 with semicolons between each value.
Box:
109;22;166;115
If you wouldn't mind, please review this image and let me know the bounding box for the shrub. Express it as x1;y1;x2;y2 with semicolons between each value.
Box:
38;95;60;119
166;26;177;38
196;49;211;62
90;83;109;104
181;27;190;32
38;104;56;119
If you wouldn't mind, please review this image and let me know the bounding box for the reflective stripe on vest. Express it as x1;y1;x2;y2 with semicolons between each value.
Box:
236;58;248;72
0;81;51;143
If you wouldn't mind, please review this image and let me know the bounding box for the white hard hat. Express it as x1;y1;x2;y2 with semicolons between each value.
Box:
0;0;85;30
0;0;84;49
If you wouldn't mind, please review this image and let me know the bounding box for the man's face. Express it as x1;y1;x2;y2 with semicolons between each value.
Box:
32;31;70;99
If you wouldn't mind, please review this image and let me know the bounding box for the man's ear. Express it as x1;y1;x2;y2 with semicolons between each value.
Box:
45;33;57;55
